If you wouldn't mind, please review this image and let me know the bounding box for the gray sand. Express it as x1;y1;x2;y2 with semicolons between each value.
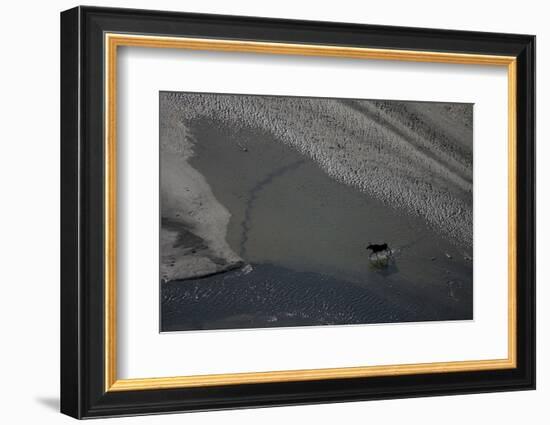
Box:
159;92;473;330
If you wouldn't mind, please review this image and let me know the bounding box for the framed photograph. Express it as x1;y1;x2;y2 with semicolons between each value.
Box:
60;6;535;419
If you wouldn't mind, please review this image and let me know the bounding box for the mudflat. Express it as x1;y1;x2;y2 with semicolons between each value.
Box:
160;92;473;332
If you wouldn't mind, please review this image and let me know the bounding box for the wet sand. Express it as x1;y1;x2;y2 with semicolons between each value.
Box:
160;106;473;331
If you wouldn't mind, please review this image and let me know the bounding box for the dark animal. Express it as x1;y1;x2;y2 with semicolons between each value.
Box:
366;243;390;255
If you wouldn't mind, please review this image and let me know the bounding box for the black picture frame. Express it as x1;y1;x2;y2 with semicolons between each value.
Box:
61;5;535;419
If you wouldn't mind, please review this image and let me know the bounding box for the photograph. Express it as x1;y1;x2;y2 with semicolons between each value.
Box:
159;92;474;332
56;4;536;419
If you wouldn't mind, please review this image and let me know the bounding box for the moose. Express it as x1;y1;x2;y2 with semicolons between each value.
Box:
365;243;391;258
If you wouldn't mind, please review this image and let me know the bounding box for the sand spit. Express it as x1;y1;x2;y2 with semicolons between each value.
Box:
160;103;243;282
161;92;473;250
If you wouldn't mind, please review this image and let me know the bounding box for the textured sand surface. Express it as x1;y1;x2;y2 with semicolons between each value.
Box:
161;262;469;332
160;104;243;281
159;91;473;329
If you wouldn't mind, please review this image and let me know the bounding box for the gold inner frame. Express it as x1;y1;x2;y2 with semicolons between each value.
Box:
104;33;518;392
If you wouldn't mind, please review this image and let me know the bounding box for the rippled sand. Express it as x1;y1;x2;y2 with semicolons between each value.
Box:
161;263;470;332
